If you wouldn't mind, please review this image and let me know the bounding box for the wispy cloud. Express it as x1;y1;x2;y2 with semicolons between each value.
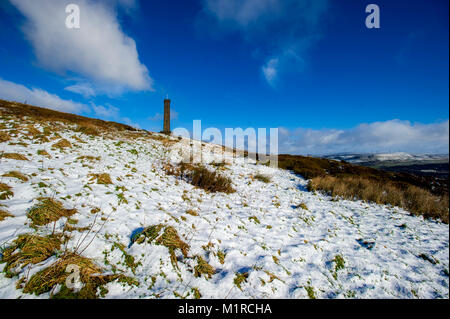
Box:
279;119;450;155
91;103;120;119
91;102;140;128
0;78;140;128
0;78;88;113
200;0;328;86
64;82;96;98
9;0;153;96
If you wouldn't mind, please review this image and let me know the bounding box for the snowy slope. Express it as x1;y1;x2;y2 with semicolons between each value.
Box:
0;116;448;299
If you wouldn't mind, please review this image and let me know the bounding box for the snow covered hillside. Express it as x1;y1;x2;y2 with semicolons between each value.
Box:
0;112;448;299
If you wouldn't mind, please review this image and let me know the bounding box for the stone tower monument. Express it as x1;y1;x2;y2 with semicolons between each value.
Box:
163;98;171;134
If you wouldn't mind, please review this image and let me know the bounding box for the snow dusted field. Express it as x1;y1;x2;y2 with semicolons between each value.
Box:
0;116;448;299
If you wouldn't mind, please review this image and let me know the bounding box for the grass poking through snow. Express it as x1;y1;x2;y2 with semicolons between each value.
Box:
27;198;77;227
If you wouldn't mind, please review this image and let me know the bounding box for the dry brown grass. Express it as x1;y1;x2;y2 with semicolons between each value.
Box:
23;253;119;298
308;175;449;223
72;135;86;144
89;173;113;185
1;153;29;161
133;224;189;268
0;99;137;136
0;183;14;200
147;133;178;146
0;209;13;221
254;174;271;183
26;125;49;143
37;149;51;158
1;234;62;277
194;256;215;279
210;161;228;169
27;197;77;226
2;170;29;182
0;131;10;143
75;122;100;136
52;139;72;149
278;154;448;197
186;209;199;216
77;155;101;162
26;125;41;136
165;163;235;194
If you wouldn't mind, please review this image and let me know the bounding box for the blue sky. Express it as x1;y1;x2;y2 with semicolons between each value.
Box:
0;0;448;154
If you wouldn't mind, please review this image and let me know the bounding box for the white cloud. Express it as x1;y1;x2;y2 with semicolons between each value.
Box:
9;0;153;96
278;119;450;155
201;0;328;85
90;102;141;129
262;58;278;86
91;103;120;119
65;82;96;98
0;78;141;128
0;78;88;113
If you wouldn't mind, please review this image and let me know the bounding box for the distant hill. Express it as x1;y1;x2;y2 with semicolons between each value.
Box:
321;152;449;179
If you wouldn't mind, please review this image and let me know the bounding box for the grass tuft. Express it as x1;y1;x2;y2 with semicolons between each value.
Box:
0;209;13;222
37;150;51;158
0;183;14;200
254;174;271;183
23;253;118;298
27;197;77;226
75;123;100;136
1;234;62;277
2;171;29;182
26;125;49;143
186;209;199;216
0;131;10;143
89;173;113;185
52;139;72;149
77;155;100;162
194;256;215;279
134;224;189;268
234;272;249;291
165;163;235;194
296;203;308;210
1;153;29;161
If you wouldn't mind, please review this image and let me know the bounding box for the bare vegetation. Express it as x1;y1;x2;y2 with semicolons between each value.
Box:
308;175;449;223
194;256;215;279
37;149;51;158
0;99;137;136
279;154;449;224
27;197;77;226
133;224;189;268
1;234;63;277
52;139;72;149
254;174;271;183
77;155;100;162
75;123;100;136
26;125;49;143
23;253;118;298
186;209;199;216
0;209;13;221
0;131;10;143
165;163;235;194
89;173;113;185
1;153;29;161
2;170;29;182
0;183;14;200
